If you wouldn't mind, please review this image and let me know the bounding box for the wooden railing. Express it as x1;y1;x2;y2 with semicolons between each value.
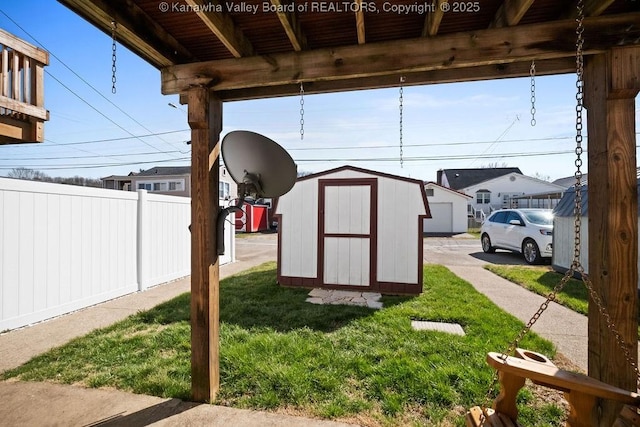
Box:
0;28;49;144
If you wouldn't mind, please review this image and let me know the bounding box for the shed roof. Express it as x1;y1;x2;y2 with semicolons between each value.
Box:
424;181;472;199
290;164;430;218
553;181;640;217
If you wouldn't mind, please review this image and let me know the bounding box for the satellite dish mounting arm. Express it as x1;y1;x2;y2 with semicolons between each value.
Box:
217;174;262;255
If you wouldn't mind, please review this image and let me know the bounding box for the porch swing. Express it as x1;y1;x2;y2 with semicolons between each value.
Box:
465;1;640;426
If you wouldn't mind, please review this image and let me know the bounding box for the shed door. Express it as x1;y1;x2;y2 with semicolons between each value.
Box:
319;179;377;289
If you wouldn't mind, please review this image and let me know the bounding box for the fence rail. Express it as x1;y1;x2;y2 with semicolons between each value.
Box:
0;178;234;331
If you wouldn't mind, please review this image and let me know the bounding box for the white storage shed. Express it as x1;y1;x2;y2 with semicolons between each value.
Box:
422;182;472;234
552;182;640;288
274;165;430;295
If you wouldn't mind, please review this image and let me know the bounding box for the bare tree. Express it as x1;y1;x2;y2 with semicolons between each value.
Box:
533;172;551;182
7;167;40;180
6;168;102;188
481;162;510;168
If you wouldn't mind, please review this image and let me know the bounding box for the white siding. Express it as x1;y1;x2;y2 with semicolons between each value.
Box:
377;177;424;284
552;216;589;273
463;173;565;215
422;184;470;234
276;178;318;278
553;216;640;289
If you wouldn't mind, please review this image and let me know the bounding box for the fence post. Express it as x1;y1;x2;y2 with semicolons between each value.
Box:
137;189;148;291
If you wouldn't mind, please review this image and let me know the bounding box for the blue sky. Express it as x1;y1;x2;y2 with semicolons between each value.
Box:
1;1;637;183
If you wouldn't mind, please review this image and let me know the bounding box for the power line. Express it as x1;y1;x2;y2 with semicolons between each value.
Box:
2;149;186;161
41;129;190;146
294;149;581;163
286;135;581;151
0;156;190;171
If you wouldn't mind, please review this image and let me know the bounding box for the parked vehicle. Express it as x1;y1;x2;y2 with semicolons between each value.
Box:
480;208;553;264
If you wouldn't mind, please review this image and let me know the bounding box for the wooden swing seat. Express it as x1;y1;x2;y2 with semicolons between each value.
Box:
466;349;640;427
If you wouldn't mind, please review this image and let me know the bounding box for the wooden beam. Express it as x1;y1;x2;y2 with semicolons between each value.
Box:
161;12;640;95
58;0;195;68
271;0;307;51
0;95;49;120
490;0;535;28
0;115;44;144
355;0;366;44
215;57;576;101
585;46;639;426
188;87;222;403
185;0;254;58
423;0;447;37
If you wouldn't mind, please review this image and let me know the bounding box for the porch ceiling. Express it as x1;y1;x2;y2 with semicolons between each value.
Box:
58;0;640;100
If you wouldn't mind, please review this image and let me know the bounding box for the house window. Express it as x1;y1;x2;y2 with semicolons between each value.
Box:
476;191;491;204
219;181;230;200
425;188;434;197
169;181;183;191
153;182;168;191
138;183;151;190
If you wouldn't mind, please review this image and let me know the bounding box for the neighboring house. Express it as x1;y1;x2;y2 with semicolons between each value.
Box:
275;165;430;295
437;168;565;220
438;167;522;190
552;174;588;188
131;166;192;197
422;182;472;234
552;182;640;289
102;165;238;200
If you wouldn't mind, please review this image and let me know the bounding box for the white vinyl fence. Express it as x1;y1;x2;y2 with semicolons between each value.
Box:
0;178;234;331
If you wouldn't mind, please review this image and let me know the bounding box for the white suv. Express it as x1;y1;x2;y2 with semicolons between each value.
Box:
480;208;553;264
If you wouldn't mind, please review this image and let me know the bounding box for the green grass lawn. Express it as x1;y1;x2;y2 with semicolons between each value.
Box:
1;263;562;426
467;228;481;239
484;265;588;315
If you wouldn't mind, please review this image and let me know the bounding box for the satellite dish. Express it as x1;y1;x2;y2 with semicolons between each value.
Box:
221;130;297;198
216;130;296;255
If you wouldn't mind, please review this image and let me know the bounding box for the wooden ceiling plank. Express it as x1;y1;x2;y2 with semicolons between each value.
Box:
161;12;639;95
185;0;254;58
424;0;447;37
490;0;535;28
215;57;577;101
270;0;307;51
59;0;194;68
564;0;616;18
355;0;366;44
584;0;616;16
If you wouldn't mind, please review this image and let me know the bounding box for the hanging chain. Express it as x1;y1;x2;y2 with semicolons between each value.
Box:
399;76;405;168
480;0;639;415
570;0;640;390
111;20;117;94
299;82;305;140
529;60;536;126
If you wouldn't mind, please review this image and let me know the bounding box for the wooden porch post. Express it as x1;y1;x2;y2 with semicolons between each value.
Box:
187;87;222;403
585;46;639;426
